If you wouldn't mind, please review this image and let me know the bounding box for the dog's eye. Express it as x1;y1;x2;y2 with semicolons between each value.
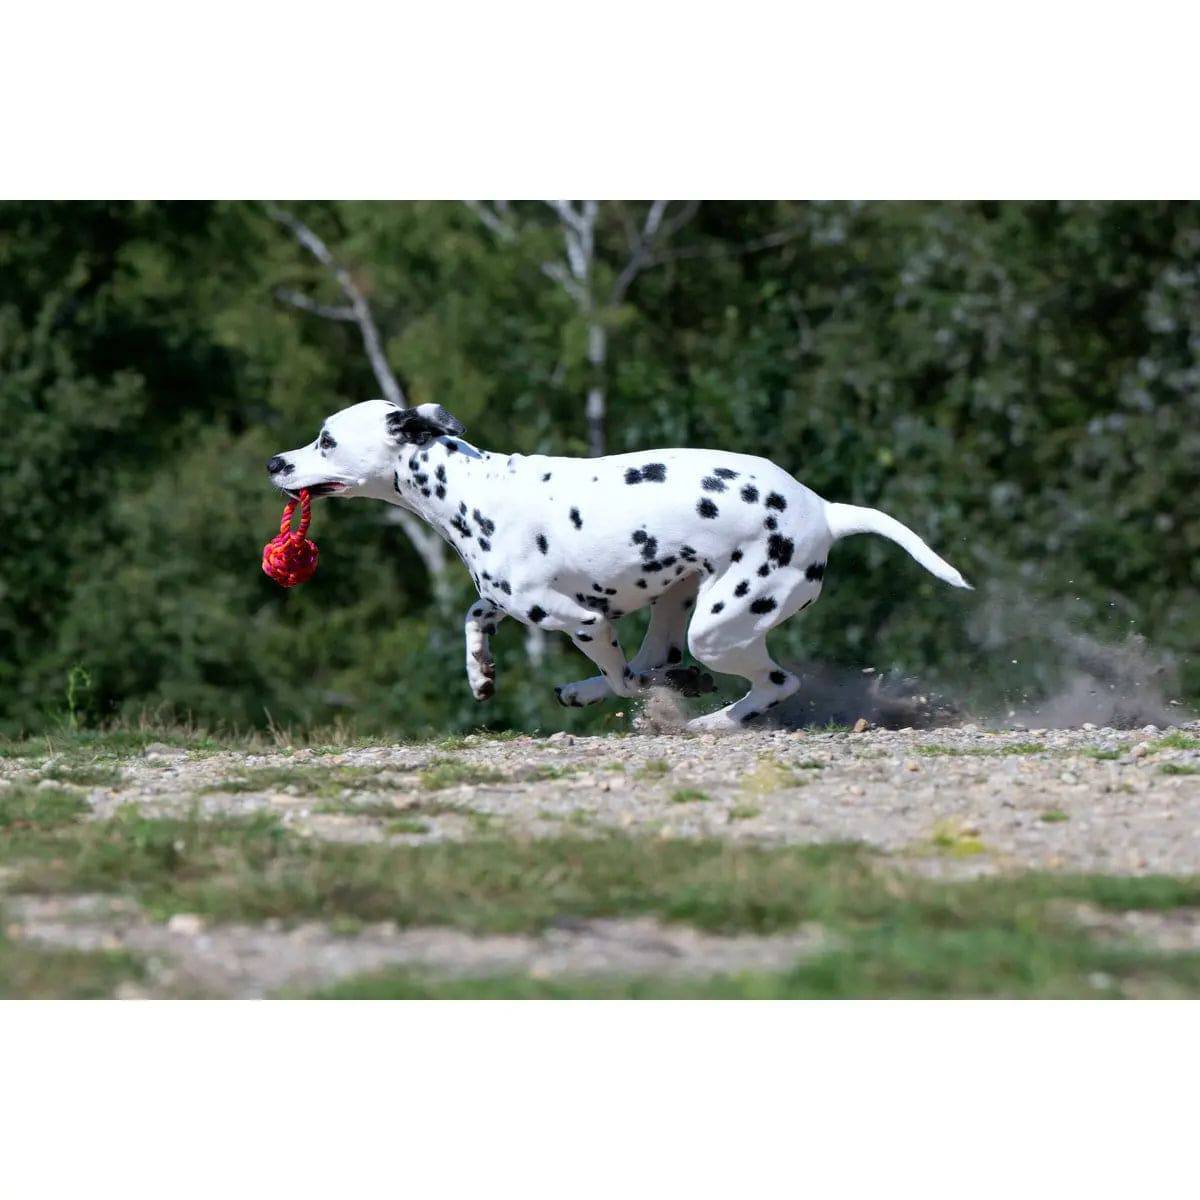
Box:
318;431;337;451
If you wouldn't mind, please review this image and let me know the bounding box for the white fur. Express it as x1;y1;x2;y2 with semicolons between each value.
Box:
270;400;972;730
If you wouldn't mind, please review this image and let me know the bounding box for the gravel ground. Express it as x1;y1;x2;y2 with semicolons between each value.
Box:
4;717;1198;996
22;718;1194;876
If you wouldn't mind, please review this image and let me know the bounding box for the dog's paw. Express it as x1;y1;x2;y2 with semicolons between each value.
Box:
472;679;495;702
662;666;716;697
468;659;496;701
554;678;611;708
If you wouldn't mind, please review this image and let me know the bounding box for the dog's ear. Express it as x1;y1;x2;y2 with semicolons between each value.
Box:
386;404;465;446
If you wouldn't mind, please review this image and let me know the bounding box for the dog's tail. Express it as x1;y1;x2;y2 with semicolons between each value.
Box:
824;501;973;590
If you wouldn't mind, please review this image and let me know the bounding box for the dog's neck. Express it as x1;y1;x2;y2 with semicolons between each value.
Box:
385;434;500;549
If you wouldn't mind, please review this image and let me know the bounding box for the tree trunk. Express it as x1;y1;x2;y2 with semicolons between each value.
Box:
585;320;607;457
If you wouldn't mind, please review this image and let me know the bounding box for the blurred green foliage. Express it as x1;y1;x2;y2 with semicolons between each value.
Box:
0;201;1196;735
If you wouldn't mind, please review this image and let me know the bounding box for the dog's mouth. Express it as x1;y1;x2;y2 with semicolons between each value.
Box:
283;482;349;500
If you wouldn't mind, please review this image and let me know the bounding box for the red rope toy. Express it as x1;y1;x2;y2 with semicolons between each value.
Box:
262;489;319;588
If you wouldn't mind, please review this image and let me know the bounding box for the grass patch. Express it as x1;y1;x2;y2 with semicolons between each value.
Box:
1150;733;1200;753
1084;747;1127;761
1040;810;1070;823
38;762;125;788
202;764;393;799
741;758;806;796
930;821;986;857
0;784;90;831
670;788;711;804
418;757;506;790
916;741;1045;758
636;759;671;780
386;819;432;836
1160;763;1200;776
728;805;761;821
0;924;144;999
10;810;1200;997
794;760;826;771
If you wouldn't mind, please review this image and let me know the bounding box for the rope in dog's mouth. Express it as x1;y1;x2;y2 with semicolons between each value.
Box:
262;488;319;587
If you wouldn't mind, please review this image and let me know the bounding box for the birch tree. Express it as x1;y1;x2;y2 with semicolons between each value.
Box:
265;204;454;612
464;200;700;457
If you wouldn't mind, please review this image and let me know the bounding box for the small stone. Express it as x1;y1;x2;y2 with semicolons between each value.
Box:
1142;725;1159;736
167;913;205;936
36;778;63;791
547;732;574;745
852;718;869;734
144;742;188;759
1082;722;1097;732
904;759;920;772
1132;742;1151;760
1060;771;1078;785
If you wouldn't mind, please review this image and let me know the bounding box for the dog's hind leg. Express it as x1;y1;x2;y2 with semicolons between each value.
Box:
684;580;809;731
554;575;702;708
464;601;506;701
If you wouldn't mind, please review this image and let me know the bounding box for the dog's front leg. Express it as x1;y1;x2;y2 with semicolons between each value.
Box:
464;602;505;701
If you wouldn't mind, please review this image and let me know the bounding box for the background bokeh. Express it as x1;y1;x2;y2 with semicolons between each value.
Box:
1;200;1196;736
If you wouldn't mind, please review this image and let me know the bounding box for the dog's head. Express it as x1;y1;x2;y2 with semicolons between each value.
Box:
266;399;465;500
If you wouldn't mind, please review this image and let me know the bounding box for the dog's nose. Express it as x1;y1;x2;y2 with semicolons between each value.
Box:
266;456;291;476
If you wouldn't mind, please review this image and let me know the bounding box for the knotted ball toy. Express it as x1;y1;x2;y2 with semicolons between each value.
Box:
262;489;319;588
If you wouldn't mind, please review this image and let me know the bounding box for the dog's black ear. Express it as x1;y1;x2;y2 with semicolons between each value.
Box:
386;404;465;446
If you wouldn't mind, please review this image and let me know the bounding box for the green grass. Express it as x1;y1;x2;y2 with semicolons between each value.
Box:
0;783;91;830
1040;810;1070;823
201;764;393;798
0;925;144;999
7;802;1200;996
728;804;761;821
1160;763;1200;776
915;741;1045;758
1084;746;1128;761
636;759;671;780
670;788;711;804
417;757;506;790
1149;733;1200;752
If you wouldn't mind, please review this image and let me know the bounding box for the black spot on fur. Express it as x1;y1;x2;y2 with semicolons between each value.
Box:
683;598;694;610
576;633;592;642
435;485;446;500
541;472;552;482
734;580;749;597
478;538;491;552
445;441;458;454
749;597;777;614
667;646;683;664
757;564;770;577
769;670;787;686
767;534;794;567
711;601;725;614
536;534;548;554
642;561;664;573
435;464;447;483
473;509;496;537
742;711;759;723
631;530;647;544
482;624;496;636
660;556;677;568
714;467;738;479
642;463;666;481
450;515;473;539
498;581;511;595
740;485;759;503
805;561;826;581
765;492;786;511
569;507;582;529
701;475;727;493
764;516;777;531
635;579;648;589
697;498;719;519
730;549;743;562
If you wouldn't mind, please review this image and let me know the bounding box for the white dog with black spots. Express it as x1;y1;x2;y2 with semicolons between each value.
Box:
268;400;972;731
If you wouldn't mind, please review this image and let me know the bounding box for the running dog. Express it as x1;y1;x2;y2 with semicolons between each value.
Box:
267;400;971;730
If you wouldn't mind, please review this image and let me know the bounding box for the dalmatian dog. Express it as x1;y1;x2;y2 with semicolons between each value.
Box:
267;399;972;731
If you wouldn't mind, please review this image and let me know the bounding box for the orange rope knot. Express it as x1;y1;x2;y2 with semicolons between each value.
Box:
262;489;319;587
